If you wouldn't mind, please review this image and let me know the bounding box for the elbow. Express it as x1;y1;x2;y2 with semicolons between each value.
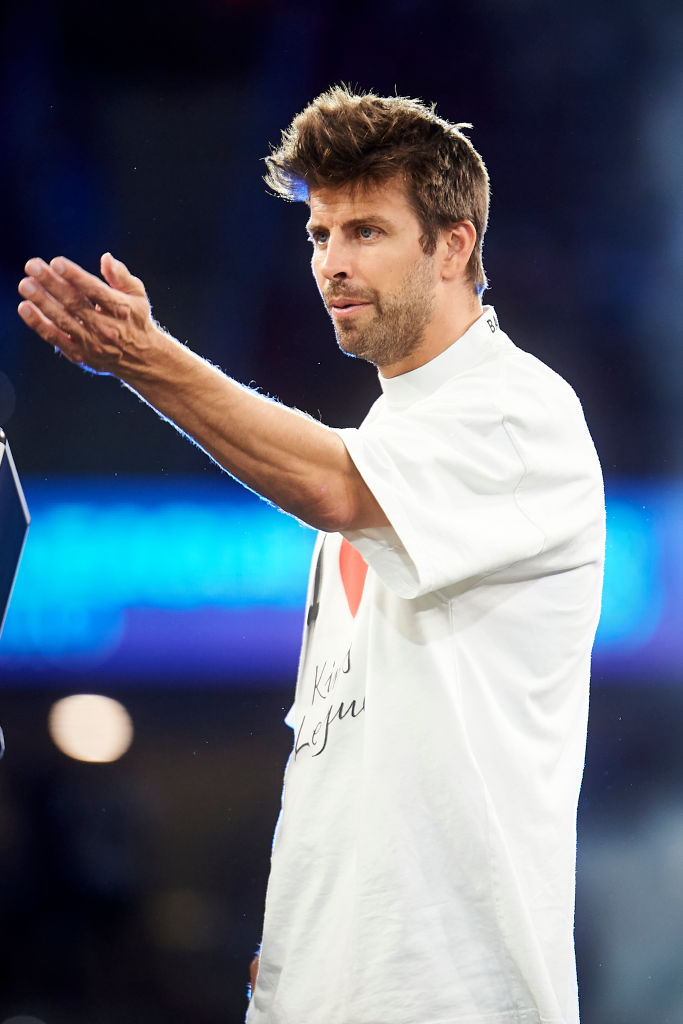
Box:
292;472;386;534
286;430;387;532
295;483;358;534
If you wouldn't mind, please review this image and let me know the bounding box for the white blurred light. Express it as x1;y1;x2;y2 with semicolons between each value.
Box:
2;1017;48;1024
48;694;133;763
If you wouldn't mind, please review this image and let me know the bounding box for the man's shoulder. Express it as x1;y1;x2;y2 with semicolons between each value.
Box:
500;339;588;418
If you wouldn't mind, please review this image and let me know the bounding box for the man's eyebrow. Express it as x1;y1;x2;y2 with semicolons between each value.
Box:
306;214;395;234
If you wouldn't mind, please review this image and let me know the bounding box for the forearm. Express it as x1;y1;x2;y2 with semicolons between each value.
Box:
125;325;363;530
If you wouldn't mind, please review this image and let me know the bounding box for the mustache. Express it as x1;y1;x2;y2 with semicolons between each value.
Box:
324;284;376;305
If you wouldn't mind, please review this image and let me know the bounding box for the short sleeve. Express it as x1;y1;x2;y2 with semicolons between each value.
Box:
337;401;546;597
338;331;605;600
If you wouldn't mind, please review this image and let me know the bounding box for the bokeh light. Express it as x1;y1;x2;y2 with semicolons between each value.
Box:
1;1017;48;1024
48;694;134;763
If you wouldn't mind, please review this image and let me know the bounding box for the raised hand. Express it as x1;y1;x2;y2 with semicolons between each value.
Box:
18;252;158;376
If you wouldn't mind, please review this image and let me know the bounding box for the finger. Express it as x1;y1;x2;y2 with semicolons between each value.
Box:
100;252;147;297
18;274;88;339
52;256;129;313
24;257;108;323
17;300;85;364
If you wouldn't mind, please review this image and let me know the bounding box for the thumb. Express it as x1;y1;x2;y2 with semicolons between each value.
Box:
100;252;146;297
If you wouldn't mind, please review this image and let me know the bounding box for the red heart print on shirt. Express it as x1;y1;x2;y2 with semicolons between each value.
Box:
339;538;368;618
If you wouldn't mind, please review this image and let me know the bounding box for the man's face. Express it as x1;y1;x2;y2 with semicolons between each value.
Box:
306;178;439;375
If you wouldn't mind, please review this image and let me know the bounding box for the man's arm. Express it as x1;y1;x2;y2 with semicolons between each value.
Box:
18;253;387;533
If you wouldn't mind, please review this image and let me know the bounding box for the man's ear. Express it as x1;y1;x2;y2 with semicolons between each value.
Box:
440;221;477;280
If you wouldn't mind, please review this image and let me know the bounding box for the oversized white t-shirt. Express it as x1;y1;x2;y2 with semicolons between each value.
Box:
247;308;605;1024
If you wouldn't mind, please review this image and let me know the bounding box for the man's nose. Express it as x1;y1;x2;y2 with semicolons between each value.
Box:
320;235;353;280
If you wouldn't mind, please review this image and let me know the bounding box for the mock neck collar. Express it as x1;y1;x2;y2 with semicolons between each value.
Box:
377;306;503;409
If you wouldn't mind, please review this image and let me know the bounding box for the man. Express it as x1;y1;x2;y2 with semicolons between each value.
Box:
18;87;605;1023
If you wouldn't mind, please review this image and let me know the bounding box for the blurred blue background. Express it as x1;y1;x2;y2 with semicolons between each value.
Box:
2;0;683;1020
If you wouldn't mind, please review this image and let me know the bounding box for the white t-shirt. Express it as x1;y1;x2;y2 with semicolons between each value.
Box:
247;308;605;1024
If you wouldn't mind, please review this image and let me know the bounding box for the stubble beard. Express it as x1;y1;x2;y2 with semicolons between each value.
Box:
331;254;437;369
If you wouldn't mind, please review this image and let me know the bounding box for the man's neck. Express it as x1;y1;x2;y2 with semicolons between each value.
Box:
379;294;484;379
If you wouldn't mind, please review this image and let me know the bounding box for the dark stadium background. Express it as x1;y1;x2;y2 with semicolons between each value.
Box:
2;1;683;1020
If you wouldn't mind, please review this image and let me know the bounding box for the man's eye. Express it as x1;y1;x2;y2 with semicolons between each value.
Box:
359;227;375;240
309;231;328;245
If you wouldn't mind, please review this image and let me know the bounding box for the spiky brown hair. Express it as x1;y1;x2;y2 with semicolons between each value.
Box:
265;85;490;294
